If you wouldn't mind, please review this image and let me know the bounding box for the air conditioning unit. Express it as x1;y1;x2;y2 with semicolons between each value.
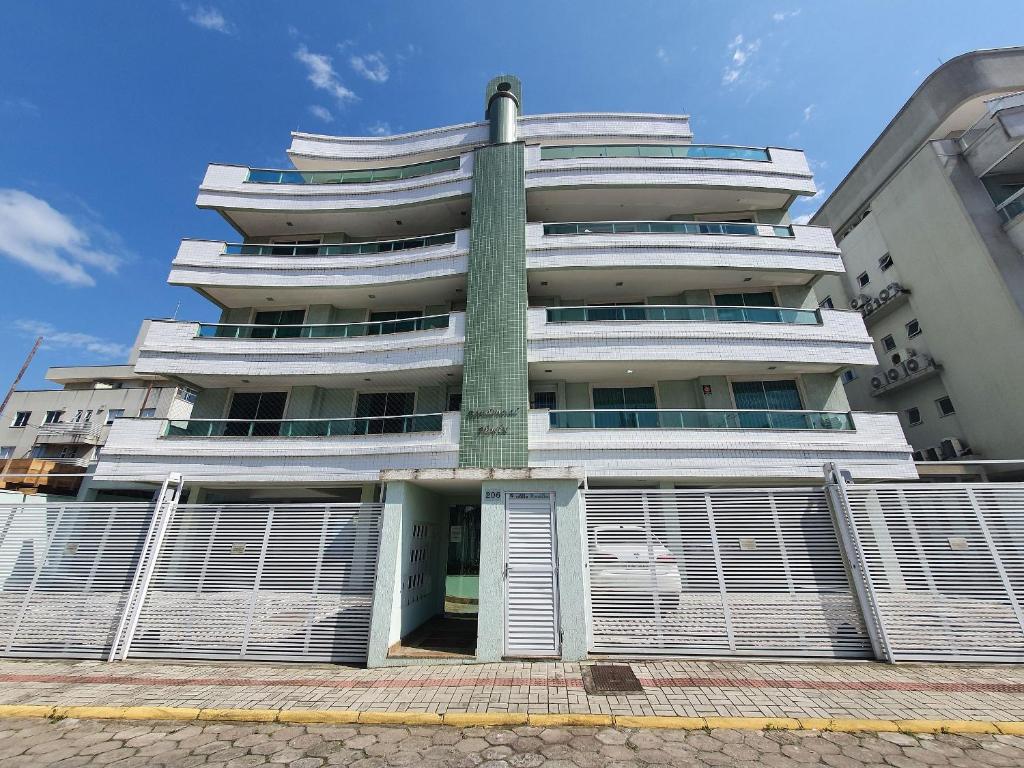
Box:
939;437;972;460
911;450;924;462
889;347;917;366
923;447;941;461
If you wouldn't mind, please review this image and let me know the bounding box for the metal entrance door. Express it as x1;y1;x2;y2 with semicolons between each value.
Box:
504;492;560;657
583;488;872;658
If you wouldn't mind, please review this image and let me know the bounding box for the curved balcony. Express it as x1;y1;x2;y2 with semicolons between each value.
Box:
287;113;692;169
93;413;460;485
528;410;915;482
526;222;843;293
525;144;816;221
169;232;468;304
133;314;465;387
196;156;473;237
527;306;876;373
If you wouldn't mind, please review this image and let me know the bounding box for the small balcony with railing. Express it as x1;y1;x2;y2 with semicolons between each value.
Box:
525;143;816;222
195;154;473;237
132;313;465;387
168;230;469;303
33;421;104;446
527;304;877;373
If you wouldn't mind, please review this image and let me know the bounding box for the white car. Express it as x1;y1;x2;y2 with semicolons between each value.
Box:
589;525;682;610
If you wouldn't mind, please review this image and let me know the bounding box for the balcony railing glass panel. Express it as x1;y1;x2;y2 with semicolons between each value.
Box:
548;409;854;431
196;314;450;339
164;413;445;437
223;232;457;257
545;305;821;325
997;188;1024;223
543;221;794;237
540;144;771;162
244;156;461;185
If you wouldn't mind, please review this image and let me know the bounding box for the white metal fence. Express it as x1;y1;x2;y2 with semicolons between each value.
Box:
829;474;1024;663
582;488;872;658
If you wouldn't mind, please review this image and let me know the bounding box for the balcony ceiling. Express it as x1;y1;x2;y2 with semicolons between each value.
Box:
192;275;467;310
169;365;462;391
527;360;840;384
527;265;811;300
526;186;796;222
214;197;471;239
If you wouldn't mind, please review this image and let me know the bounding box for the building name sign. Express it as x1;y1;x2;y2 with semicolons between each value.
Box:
850;281;908;318
466;406;520;436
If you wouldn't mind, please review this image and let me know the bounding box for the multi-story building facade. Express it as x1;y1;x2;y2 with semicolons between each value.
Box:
91;75;912;664
814;48;1024;477
0;322;194;498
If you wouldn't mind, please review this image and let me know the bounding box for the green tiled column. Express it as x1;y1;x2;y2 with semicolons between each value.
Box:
459;77;529;468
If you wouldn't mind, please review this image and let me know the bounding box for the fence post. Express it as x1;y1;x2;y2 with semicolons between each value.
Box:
108;472;183;661
823;462;894;663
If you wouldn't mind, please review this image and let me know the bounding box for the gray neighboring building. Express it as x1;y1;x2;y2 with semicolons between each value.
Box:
814;47;1024;477
0;321;194;498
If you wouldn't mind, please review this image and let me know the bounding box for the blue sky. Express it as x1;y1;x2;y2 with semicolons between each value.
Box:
0;0;1019;389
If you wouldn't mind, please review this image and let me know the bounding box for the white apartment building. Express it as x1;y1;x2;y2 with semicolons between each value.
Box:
814;48;1024;478
85;76;913;665
0;321;193;499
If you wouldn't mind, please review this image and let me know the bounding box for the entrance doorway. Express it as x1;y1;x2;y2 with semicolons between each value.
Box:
446;505;480;615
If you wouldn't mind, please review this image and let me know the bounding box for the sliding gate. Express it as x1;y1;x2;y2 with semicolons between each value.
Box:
0;499;382;663
583;488;872;658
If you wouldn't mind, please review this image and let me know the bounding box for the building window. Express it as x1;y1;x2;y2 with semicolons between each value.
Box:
176;386;199;403
906;407;922;426
446;392;462;412
881;335;896;352
906;319;921;338
44;410;63;424
879;253;893;271
139;408;157;418
11;411;31;428
936;396;956;417
819;295;834;310
532;391;557;410
857;272;870;287
0;447;13;460
841;369;857;384
106;409;125;425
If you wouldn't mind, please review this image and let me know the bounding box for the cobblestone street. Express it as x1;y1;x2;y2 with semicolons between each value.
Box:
4;716;1024;768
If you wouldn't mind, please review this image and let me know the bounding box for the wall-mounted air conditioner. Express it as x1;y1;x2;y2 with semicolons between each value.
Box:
939;437;972;460
889;347;917;366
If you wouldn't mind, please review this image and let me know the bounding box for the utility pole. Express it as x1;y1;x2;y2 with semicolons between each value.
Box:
0;336;42;487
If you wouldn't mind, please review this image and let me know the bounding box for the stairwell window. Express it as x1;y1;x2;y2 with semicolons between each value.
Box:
906;407;922;426
906;319;921;338
936;396;956;417
819;295;834;310
879;253;894;271
11;411;31;428
841;369;857;384
857;272;870;287
881;335;896;352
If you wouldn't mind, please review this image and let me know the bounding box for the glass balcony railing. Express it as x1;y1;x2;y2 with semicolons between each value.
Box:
164;413;445;438
548;409;854;431
223;232;457;257
245;156;461;185
545;305;821;325
540;144;771;162
543;221;793;237
196;314;450;339
997;188;1024;223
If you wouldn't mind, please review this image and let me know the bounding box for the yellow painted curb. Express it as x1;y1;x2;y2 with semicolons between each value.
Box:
704;716;802;731
0;705;56;719
442;712;529;727
197;708;279;723
117;706;202;721
52;706;130;721
615;715;706;730
529;713;614;727
358;711;443;725
279;709;360;725
996;721;1024;736
897;719;999;735
799;718;899;733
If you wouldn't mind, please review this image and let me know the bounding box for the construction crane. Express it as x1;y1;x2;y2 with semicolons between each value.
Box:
0;336;42;420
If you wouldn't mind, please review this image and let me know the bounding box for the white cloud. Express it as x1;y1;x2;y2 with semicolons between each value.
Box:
1;98;39;116
15;320;131;360
366;121;392;136
294;45;357;104
350;52;389;83
803;104;815;122
792;214;812;225
722;34;762;86
656;47;669;65
394;44;420;64
183;5;235;34
308;105;334;123
772;9;801;21
0;189;123;286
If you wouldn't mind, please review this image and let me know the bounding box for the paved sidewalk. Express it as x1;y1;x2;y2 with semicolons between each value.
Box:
3;716;1024;767
1;657;1024;723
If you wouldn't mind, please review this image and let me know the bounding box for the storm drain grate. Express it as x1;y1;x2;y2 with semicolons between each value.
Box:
586;664;644;693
